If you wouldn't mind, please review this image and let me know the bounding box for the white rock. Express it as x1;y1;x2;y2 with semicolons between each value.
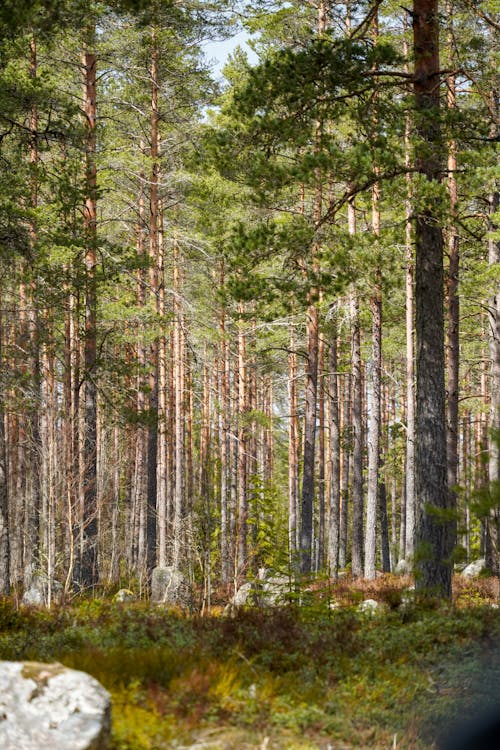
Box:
0;661;111;750
151;566;193;608
260;576;291;606
461;559;486;578
22;574;63;607
358;598;380;613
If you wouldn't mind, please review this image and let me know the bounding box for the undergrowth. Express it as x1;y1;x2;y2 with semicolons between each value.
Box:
0;575;498;749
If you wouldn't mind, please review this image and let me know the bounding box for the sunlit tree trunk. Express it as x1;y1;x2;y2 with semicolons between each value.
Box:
288;322;299;568
445;4;459;558
317;330;326;571
327;318;340;577
147;27;160;577
486;87;499;574
413;0;452;597
0;299;9;595
349;196;364;577
23;35;42;588
157;204;168;568
172;235;185;570
339;370;350;569
81;32;99;588
403;16;416;563
237;304;247;576
364;9;382;581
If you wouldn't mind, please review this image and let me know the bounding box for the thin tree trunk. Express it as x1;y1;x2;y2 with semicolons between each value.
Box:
365;8;382;581
413;0;452;598
220;278;230;583
445;4;459;557
404;17;416;562
349;196;364;577
157;199;168;568
81;37;99;589
318;330;326;571
172;235;185;570
288;322;299;568
0;299;9;595
339;371;350;569
24;35;41;588
300;301;319;574
327;321;340;577
237;304;247;576
486;86;499;574
147;27;160;577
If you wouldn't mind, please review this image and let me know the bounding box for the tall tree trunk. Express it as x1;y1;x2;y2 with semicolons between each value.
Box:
219;275;231;582
172;235;185;570
81;36;99;589
237;304;247;576
317;329;326;571
288;322;299;568
404;17;416;562
413;0;452;598
147;27;160;577
157;201;168;568
300;301;319;574
445;4;459;555
364;8;382;581
339;371;350;569
299;0;328;575
349;196;364;577
486;87;499;575
24;35;42;588
327;318;340;577
0;299;9;595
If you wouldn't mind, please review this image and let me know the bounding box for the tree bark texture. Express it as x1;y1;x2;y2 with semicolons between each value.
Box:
81;42;99;588
413;0;453;598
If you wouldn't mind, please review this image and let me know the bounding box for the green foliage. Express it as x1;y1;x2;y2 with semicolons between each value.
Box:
0;587;498;749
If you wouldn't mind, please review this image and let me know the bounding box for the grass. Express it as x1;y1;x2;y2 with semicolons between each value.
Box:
0;575;499;749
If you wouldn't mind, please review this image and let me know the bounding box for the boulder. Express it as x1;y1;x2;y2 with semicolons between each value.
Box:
113;589;135;603
0;661;111;750
22;573;63;607
225;572;294;613
151;566;193;608
260;575;291;606
224;582;257;615
461;559;487;577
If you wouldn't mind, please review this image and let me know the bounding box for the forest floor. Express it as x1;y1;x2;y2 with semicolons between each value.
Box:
0;574;499;750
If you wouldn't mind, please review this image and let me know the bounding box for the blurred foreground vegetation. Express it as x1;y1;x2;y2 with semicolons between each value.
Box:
0;575;499;750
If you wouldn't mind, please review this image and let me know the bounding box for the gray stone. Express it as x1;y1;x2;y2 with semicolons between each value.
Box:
260;575;291;606
151;566;193;608
462;558;486;578
0;661;111;750
394;559;412;575
113;589;135;603
232;581;255;607
22;574;63;607
224;582;256;615
225;572;294;613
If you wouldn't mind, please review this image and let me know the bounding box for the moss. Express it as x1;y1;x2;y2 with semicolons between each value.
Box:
21;660;65;684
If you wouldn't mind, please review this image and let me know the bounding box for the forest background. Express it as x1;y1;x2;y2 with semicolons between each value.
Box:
0;0;498;606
